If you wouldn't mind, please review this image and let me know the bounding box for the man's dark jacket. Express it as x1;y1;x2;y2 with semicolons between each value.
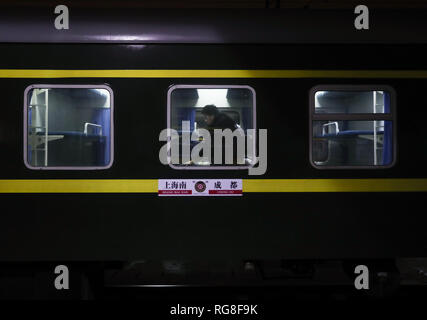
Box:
210;112;237;131
207;112;241;165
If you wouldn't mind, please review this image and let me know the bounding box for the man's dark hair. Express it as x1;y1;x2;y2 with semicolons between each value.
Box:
201;104;219;116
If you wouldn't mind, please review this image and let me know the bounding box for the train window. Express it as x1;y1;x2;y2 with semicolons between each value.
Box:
310;86;395;168
24;85;113;169
167;85;256;169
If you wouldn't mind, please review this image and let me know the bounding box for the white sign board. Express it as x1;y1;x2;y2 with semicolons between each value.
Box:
158;179;242;196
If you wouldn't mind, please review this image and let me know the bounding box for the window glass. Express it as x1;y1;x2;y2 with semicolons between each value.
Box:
314;90;390;114
310;86;395;168
168;86;255;168
25;86;113;169
312;120;393;166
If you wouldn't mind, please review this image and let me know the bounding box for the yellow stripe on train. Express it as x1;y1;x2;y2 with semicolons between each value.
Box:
1;69;427;78
0;179;426;193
